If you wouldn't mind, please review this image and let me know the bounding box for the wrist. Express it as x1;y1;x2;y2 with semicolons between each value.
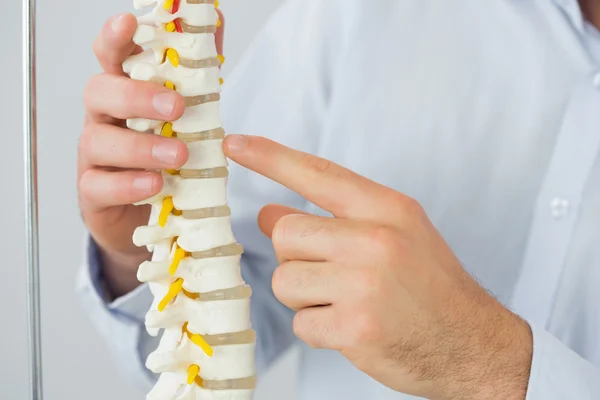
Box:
98;245;150;300
489;315;532;400
434;302;532;400
465;311;533;400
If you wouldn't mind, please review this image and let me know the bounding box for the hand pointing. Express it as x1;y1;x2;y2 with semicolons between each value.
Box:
223;134;533;400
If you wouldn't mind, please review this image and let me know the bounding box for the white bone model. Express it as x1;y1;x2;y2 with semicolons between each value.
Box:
121;1;256;399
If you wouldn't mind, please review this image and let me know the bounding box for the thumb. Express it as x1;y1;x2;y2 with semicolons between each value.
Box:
258;204;308;238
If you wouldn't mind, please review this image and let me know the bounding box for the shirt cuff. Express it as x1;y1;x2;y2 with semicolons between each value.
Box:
75;233;156;390
526;323;600;399
82;233;153;323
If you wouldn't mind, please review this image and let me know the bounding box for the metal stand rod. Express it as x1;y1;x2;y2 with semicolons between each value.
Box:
22;0;43;398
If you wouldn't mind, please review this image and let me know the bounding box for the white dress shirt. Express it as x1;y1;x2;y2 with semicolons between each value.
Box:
77;0;600;398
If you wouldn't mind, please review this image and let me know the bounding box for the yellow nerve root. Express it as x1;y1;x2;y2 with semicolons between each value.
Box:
187;365;200;385
158;197;174;227
165;80;176;90
169;246;187;275
166;48;180;67
216;19;221;28
161;122;174;137
217;54;225;64
189;332;214;357
214;0;219;8
219;77;224;85
183;288;199;300
158;278;184;311
183;322;214;357
166;21;176;32
164;0;174;10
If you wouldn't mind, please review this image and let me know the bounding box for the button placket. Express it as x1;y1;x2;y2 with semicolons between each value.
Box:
511;74;600;328
549;197;571;219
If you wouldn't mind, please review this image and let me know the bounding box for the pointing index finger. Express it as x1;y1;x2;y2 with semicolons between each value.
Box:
224;135;393;219
93;13;140;75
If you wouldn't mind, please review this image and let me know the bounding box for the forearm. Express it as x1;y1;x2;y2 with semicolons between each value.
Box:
436;301;533;400
470;314;532;400
76;234;156;391
463;319;600;400
97;243;149;299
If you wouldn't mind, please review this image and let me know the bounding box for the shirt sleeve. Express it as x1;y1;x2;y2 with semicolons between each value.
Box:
75;233;158;392
525;323;600;399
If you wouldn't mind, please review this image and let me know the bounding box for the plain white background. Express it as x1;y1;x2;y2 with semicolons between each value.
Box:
1;0;299;398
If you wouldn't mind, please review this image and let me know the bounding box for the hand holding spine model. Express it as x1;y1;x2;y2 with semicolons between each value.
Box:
122;1;256;398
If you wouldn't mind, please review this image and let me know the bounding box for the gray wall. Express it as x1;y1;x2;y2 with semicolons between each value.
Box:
1;0;298;398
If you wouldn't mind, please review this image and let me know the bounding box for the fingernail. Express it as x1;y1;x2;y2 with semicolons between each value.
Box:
226;135;249;152
133;174;156;193
153;141;180;165
111;14;126;33
153;92;177;117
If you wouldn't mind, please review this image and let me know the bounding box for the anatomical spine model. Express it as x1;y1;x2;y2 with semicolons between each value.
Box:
122;0;256;399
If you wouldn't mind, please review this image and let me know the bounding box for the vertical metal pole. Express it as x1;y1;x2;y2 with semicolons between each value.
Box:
22;0;43;398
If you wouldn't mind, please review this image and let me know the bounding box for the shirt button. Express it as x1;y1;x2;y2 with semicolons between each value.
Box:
593;72;600;88
549;197;570;219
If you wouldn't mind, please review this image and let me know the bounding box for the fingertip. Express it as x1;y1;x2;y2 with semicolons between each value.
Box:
171;138;190;168
223;134;250;156
171;92;187;120
151;89;186;120
258;204;306;238
133;171;163;195
257;206;275;237
95;13;138;74
150;171;164;193
110;13;137;38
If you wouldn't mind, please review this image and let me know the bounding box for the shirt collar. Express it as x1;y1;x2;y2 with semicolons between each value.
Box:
553;0;600;64
552;0;585;31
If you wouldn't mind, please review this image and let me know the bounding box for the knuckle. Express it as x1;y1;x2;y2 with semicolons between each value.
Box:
271;264;288;301
351;267;379;303
92;36;102;61
121;79;138;111
299;217;326;239
292;312;304;338
245;135;270;153
273;262;319;305
401;196;426;217
300;153;334;176
389;192;425;217
93;20;113;61
78;124;98;158
365;225;401;254
83;75;100;110
293;312;314;346
295;264;317;291
362;225;403;270
77;169;96;204
271;214;297;249
350;310;380;344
